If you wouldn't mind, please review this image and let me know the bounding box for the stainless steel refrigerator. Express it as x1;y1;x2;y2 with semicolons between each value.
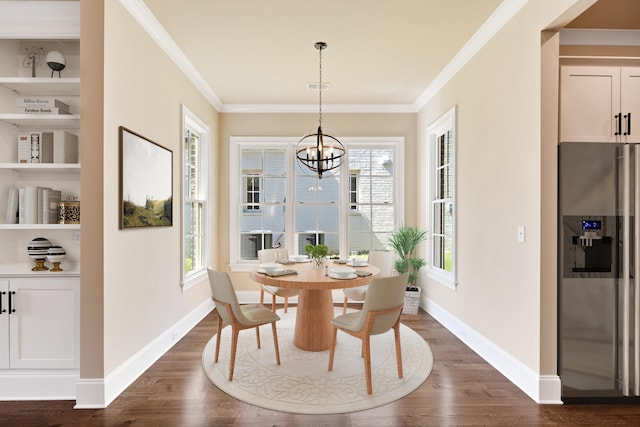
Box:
559;141;640;402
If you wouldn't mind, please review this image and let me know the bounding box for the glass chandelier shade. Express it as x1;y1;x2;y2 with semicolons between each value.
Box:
296;42;345;179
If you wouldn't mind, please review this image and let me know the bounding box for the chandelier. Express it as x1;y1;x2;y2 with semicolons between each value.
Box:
296;41;345;179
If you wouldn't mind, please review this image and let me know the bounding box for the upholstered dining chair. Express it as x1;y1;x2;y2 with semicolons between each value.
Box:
342;250;395;314
329;272;408;395
207;268;281;381
257;248;299;313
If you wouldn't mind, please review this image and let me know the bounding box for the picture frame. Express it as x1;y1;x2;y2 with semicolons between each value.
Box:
119;126;173;229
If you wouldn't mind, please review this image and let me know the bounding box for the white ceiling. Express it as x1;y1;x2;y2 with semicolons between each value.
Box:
129;0;636;112
135;0;507;112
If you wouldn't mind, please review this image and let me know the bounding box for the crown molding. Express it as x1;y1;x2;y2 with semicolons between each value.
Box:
0;1;80;39
413;0;529;111
221;104;417;114
119;0;223;111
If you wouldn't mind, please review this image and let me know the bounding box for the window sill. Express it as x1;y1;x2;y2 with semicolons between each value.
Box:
427;268;457;291
182;269;207;291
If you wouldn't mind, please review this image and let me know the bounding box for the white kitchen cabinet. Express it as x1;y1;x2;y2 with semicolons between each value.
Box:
0;277;79;370
561;66;640;143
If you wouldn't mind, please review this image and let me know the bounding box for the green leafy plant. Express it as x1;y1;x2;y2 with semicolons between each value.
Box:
388;225;428;290
304;243;329;259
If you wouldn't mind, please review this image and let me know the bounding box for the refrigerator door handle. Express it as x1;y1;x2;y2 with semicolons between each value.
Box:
623;144;631;396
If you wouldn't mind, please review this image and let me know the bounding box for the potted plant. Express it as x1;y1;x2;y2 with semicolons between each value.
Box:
388;225;428;314
305;243;329;270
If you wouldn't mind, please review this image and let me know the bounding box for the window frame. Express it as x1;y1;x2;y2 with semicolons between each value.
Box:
181;105;210;291
229;137;403;271
427;105;457;290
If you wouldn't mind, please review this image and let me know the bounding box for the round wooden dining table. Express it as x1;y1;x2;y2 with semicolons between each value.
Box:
250;261;379;352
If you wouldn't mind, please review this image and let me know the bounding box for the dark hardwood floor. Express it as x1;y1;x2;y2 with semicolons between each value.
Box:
2;306;640;426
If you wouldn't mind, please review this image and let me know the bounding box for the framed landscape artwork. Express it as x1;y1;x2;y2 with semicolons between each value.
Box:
119;126;173;229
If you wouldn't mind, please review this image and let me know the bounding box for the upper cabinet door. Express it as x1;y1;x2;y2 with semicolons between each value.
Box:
622;67;640;144
561;66;620;143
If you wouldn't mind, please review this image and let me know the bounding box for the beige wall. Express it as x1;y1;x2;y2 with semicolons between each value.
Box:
81;0;218;377
218;113;416;290
416;0;592;375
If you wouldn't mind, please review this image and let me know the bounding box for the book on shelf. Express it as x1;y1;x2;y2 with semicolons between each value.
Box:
42;188;61;224
40;132;54;163
17;131;78;164
15;106;71;115
24;185;38;224
18;187;25;224
37;186;51;224
50;131;79;163
15;97;70;114
18;134;30;163
5;186;18;224
29;132;40;163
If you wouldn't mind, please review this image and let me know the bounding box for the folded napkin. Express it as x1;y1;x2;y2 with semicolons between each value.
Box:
355;270;372;277
264;269;298;277
333;259;347;264
277;260;295;265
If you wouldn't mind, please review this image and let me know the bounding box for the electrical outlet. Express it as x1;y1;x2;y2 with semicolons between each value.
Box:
73;231;80;245
517;226;525;243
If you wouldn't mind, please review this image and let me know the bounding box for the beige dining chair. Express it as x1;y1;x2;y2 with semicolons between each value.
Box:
257;248;299;313
329;272;408;395
342;250;395;314
207;268;281;381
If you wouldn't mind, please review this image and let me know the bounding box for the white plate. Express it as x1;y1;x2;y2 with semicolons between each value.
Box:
292;259;309;263
289;256;309;262
258;268;283;274
329;273;358;280
346;261;368;267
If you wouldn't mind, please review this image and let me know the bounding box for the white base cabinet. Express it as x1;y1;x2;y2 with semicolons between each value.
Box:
0;277;79;370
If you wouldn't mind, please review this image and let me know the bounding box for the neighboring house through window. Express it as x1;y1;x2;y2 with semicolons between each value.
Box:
229;137;403;269
181;105;210;290
428;106;456;289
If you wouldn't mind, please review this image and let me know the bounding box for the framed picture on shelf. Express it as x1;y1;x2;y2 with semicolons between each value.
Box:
119;126;173;229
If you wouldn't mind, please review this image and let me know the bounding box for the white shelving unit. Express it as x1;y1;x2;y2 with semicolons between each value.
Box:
0;38;81;271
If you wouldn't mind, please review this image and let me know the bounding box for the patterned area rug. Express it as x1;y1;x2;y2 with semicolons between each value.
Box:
202;308;433;414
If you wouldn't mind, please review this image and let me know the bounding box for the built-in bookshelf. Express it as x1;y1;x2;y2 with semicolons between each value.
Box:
0;38;81;274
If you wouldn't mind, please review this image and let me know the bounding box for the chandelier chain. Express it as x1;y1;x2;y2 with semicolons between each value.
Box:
318;44;323;127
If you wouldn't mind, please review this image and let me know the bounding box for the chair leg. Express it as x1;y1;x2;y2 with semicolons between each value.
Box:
271;294;277;312
229;328;240;381
260;287;265;305
394;321;403;379
214;314;223;363
363;335;373;395
343;296;348;315
283;296;288;313
255;325;261;349
328;326;338;371
271;322;281;365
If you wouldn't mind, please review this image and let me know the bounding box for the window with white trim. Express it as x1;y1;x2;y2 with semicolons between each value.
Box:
428;106;456;289
347;147;397;256
182;106;209;290
229;137;403;269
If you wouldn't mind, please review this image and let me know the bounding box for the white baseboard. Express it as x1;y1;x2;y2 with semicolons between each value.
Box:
0;371;78;400
74;298;214;409
423;296;562;404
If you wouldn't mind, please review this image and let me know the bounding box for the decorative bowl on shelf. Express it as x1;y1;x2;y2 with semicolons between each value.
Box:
27;237;51;271
46;245;66;272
